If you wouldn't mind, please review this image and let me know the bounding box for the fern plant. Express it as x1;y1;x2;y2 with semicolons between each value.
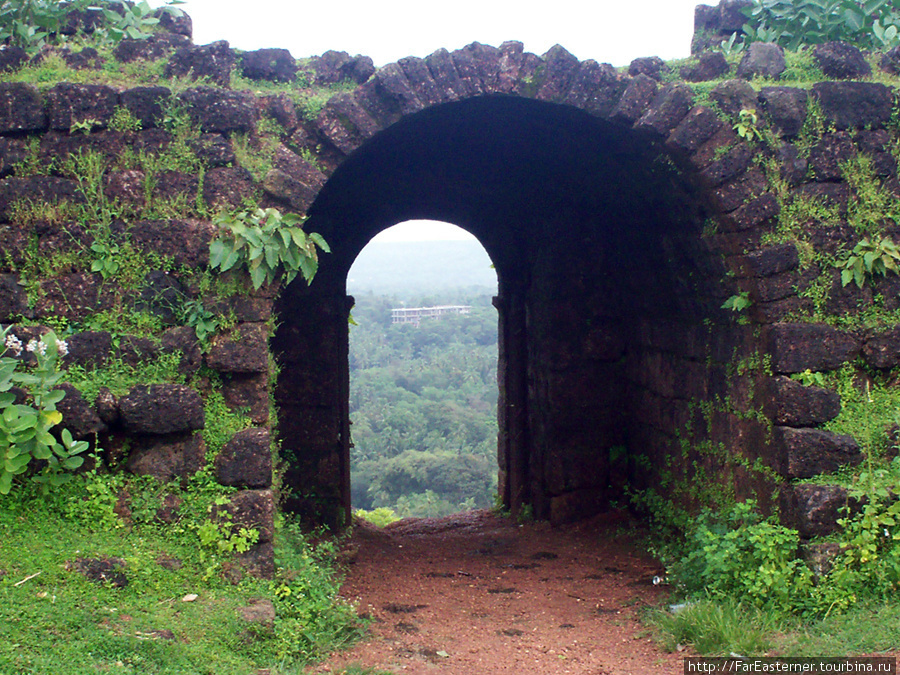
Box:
208;207;330;290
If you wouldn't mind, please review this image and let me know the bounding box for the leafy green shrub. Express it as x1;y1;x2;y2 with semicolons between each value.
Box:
840;236;900;289
209;208;330;290
353;506;400;527
740;0;900;51
0;327;88;494
672;501;813;611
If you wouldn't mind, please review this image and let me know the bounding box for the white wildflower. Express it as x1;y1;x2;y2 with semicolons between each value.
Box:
25;338;39;353
56;339;68;357
4;333;22;356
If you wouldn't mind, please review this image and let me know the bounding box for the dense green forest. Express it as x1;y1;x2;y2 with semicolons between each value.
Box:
348;291;499;518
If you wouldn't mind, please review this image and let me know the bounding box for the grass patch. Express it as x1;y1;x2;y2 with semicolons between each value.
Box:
65;353;185;402
0;479;365;674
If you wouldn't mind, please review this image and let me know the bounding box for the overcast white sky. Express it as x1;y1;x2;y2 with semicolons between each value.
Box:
178;0;708;241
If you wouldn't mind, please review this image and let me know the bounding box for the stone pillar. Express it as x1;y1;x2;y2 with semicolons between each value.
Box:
494;284;530;517
273;286;353;529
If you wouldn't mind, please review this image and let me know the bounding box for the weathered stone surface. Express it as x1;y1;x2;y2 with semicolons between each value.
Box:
263;170;309;211
666;106;724;154
310;50;375;85
0;137;26;177
125;432;206;481
610;74;657;125
223;373;269;425
863;327;900;369
155;8;192;38
0;83;47;133
206;324;269;374
780;484;848;537
775;427;862;478
776;142;808;187
66;557;127;587
681;52;729;82
203;166;255;210
771;376;841;427
737;42;785;79
55;383;106;439
711;168;767;212
239;598;275;628
160;326;202;377
96;387;119;426
104;169;145;207
813;41;871;79
116;335;160;366
62;46;103;70
113;33;190;63
731;243;799;278
802;542;843;578
720;192;779;232
549;488;606;526
561;60;623;118
236;542;275;578
635;84;693;137
127;219;216;269
709;79;757;118
120;384;204;434
0;274;28;321
768;323;860;373
812;82;894;130
535;45;581;102
215;489;275;543
628;56;668;81
165;40;234;87
855;130;897;176
0;46;28;73
240;48;297;83
46;83;118;131
880;46;900;75
215;428;272;489
62;331;112;369
808;132;856;182
758;87;807;138
155;493;183;524
178;87;258;133
120;86;170;128
699;142;753;188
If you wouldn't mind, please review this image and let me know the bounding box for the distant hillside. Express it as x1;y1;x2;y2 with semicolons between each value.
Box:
347;240;498;298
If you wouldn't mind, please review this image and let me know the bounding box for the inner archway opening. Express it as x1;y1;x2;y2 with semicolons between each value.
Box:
347;220;499;520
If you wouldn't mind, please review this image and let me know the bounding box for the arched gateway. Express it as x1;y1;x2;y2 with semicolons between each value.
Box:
271;43;782;527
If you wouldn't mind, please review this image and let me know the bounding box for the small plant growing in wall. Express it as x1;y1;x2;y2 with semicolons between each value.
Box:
209;207;330;290
0;327;89;495
733;109;763;143
840;236;900;289
722;291;752;312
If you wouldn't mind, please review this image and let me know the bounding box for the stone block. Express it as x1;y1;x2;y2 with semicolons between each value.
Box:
120;384;205;434
681;53;729;82
203;166;255;210
709;79;758;118
178;87;258;133
737;42;786;79
720;192;779;232
0;83;47;133
771;376;841;427
549;489;607;526
863;327;900;369
125;432;206;481
666;107;724;154
240;48;297;83
628;56;668;81
62;330;113;369
808;132;856;182
699;143;753;189
215;489;275;543
120;86;170;128
731;244;799;278
610;74;657;125
223;373;269;425
775;427;862;478
813;41;871;79
768;323;860;373
165;40;235;87
813;82;894;130
206;323;269;374
780;484;848;537
46;83;118;131
635;84;693;137
215;428;272;489
758;87;808;138
55;382;106;439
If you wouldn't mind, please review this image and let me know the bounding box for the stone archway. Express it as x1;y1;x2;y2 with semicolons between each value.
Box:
270;62;767;527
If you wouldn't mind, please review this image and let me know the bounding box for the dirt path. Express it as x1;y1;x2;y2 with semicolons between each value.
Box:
310;510;683;675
